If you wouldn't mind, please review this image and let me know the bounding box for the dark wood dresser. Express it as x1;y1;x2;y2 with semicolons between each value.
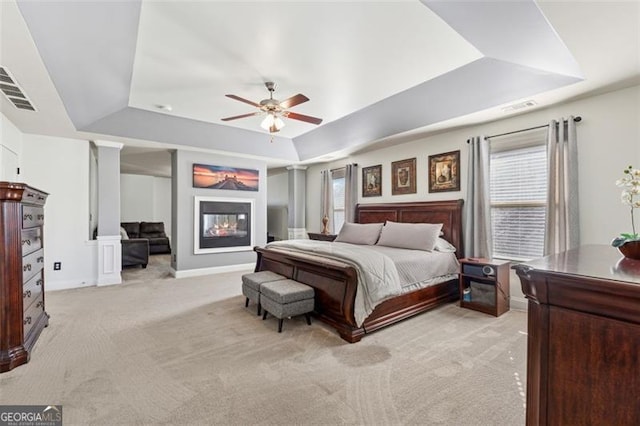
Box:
514;245;640;425
0;182;49;373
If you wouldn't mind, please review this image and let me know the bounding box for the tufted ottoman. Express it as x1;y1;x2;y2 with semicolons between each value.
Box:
241;271;285;315
260;279;315;333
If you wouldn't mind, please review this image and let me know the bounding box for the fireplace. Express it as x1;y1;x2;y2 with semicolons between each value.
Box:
194;196;255;254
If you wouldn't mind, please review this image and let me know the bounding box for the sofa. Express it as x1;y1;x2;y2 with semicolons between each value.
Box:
121;222;171;254
122;239;149;268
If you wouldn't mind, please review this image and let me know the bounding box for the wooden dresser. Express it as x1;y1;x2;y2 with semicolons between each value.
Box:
0;182;49;373
514;245;640;425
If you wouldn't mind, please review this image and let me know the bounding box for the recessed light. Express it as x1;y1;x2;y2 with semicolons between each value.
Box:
156;104;172;112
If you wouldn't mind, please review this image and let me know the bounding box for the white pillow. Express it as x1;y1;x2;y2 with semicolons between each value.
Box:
434;237;456;253
376;221;443;251
120;227;129;240
334;222;384;245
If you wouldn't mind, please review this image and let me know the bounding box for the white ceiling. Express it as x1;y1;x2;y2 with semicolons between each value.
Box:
129;1;481;138
1;0;639;175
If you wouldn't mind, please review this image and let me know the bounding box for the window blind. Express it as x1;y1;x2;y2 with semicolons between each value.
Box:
490;143;547;260
332;170;345;233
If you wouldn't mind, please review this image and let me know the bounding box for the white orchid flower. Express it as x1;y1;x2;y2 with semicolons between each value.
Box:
614;166;639;244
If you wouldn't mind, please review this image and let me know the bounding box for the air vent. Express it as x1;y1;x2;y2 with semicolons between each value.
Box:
0;69;15;84
502;100;536;113
13;101;35;111
0;66;36;112
1;84;26;99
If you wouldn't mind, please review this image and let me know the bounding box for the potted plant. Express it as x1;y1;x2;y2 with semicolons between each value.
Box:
611;165;640;260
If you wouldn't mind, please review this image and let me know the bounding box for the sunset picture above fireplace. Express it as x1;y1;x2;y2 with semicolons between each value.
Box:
193;164;259;191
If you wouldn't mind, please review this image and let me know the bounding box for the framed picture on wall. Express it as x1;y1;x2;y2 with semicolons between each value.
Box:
391;158;416;195
192;164;259;191
428;150;460;193
362;165;382;197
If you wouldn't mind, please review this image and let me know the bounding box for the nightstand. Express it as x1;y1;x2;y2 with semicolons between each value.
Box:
459;258;510;317
307;232;337;242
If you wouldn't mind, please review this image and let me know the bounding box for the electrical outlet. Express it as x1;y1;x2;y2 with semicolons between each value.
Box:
53;262;61;271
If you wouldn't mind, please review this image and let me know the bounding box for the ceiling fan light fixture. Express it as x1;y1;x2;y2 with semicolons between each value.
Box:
222;81;321;134
261;113;284;132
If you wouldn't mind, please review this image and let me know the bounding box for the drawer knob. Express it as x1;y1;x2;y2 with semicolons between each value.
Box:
24;316;31;325
36;279;43;286
23;290;31;298
36;301;44;308
23;264;32;272
37;256;44;263
24;213;33;221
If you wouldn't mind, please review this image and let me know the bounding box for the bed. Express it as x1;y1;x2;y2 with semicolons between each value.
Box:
253;200;464;342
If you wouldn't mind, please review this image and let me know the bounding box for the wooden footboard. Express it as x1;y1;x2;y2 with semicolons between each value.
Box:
255;246;363;341
255;199;464;343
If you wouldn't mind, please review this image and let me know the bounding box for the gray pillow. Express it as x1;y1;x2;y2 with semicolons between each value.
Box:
434;237;456;253
120;227;129;240
334;222;384;245
376;221;443;251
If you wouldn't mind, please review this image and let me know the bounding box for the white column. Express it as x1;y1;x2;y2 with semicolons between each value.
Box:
286;165;307;239
93;140;123;286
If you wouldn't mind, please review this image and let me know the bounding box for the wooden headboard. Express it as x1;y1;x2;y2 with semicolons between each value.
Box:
356;200;464;258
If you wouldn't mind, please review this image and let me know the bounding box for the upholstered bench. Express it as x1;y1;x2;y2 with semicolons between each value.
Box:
241;271;285;315
260;279;315;333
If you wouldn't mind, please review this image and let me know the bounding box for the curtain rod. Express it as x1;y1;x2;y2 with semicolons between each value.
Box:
328;163;357;173
483;116;582;140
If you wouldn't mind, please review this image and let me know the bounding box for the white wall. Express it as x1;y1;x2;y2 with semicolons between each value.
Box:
305;85;640;309
267;170;289;206
0;112;22;181
120;173;172;237
21;134;96;291
306;135;468;233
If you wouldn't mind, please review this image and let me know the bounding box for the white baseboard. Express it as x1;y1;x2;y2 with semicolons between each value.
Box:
47;279;97;292
172;262;254;279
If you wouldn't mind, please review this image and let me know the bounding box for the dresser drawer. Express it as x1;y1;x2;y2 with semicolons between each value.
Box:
22;205;44;229
23;271;44;311
22;248;44;283
22;187;47;205
21;228;42;256
23;295;44;338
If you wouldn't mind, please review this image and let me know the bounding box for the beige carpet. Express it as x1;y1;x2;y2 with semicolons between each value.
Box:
1;264;527;425
121;254;173;283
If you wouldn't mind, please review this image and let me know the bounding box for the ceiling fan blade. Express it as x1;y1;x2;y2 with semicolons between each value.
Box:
225;94;261;108
285;111;323;125
279;93;309;109
221;112;261;121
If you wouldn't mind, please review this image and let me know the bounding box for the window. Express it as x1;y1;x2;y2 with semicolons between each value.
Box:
332;168;345;233
489;129;547;260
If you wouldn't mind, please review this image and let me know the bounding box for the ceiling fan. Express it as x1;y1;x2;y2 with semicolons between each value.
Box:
221;82;323;133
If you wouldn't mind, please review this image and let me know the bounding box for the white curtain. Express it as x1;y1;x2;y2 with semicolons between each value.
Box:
320;169;333;233
464;136;492;258
544;116;579;255
344;164;358;223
